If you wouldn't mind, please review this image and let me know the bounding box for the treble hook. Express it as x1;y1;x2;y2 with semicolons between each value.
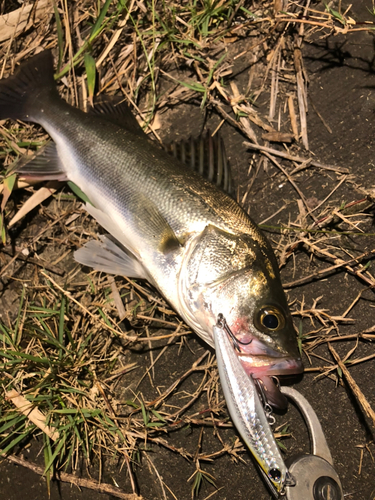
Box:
254;377;276;425
216;313;252;353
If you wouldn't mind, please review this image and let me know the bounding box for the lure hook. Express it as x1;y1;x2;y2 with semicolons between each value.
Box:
216;313;252;352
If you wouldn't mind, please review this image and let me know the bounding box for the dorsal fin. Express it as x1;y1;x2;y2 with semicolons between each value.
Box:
89;96;233;195
88;96;145;136
165;131;233;196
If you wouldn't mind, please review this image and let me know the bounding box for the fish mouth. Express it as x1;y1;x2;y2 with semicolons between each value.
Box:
238;347;303;409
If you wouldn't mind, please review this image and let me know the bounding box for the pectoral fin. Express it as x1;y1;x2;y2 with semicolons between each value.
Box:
84;194;180;260
133;193;181;254
84;202;139;257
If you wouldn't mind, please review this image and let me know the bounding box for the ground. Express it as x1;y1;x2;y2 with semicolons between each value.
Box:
1;1;375;500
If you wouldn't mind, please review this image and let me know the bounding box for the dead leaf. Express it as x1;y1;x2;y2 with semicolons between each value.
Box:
1;174;17;211
0;0;52;43
261;132;294;143
9;180;62;227
6;389;59;441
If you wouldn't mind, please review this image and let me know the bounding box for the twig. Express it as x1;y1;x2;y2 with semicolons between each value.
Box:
144;453;168;500
294;58;308;148
300;239;375;288
124;331;189;342
147;351;211;409
136;314;183;327
0;214;68;278
288;95;299;139
4;454;142;500
135;329;178;389
283;249;375;288
309;97;332;134
1;249;65;276
305;176;347;216
259;203;287;225
243;142;349;173
305;330;375;348
262;150;317;220
328;344;375;430
40;271;123;336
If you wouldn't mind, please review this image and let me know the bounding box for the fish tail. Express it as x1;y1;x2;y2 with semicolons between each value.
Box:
0;50;57;122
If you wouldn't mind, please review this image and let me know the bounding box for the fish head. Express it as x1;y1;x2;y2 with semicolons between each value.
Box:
180;224;303;408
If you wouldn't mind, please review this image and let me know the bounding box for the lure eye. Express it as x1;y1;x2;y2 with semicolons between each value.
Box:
268;467;282;483
256;306;285;332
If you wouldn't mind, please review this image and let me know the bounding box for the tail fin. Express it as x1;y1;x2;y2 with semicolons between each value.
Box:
0;50;57;121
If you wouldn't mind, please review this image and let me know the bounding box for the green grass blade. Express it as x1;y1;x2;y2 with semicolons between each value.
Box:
44;433;66;474
13;285;26;345
67;181;91;204
0;429;29;456
0;214;5;245
58;296;66;360
53;1;64;71
84;53;96;105
89;0;113;42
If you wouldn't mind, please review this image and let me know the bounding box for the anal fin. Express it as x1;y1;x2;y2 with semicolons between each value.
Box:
12;141;67;181
74;235;148;279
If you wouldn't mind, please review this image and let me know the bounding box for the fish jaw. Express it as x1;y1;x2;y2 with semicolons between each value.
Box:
237;351;304;409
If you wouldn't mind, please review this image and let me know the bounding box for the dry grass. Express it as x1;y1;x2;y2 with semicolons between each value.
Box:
1;0;375;499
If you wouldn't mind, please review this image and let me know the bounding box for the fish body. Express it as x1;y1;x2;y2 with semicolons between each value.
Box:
0;51;303;407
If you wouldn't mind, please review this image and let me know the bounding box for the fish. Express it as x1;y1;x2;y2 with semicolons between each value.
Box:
0;50;303;408
213;321;295;493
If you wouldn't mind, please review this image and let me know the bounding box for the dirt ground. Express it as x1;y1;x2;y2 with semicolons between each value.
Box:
2;1;375;500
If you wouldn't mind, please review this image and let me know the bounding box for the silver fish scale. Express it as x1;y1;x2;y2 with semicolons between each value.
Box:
41;102;258;244
213;324;287;489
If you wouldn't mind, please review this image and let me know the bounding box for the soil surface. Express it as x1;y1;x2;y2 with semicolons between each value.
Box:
1;2;375;500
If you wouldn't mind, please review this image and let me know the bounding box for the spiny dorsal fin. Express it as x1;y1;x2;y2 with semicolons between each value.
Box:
165;131;233;196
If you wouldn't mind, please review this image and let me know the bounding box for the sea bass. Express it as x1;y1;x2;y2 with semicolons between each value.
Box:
0;50;303;407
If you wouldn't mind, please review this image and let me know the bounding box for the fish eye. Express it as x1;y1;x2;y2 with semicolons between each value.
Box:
262;313;279;329
256;306;285;332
